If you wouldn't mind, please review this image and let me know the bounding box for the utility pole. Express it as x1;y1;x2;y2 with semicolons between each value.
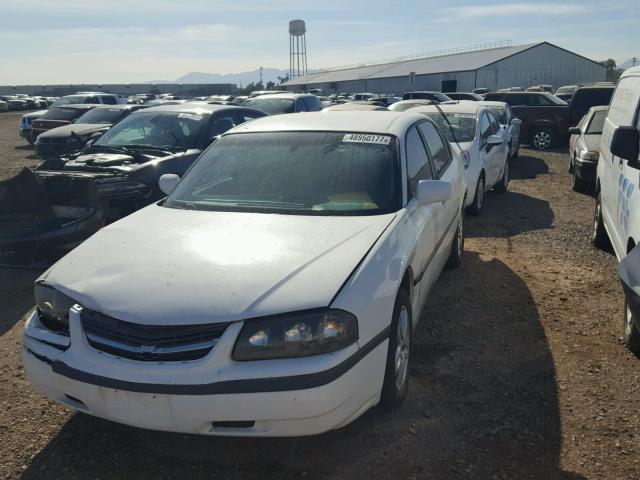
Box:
260;67;263;86
633;57;637;67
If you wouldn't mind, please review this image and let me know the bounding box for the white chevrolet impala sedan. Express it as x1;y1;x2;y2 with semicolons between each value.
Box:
23;111;466;437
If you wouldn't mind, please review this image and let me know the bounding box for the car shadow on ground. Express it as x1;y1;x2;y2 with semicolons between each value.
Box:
0;268;41;336
22;252;584;480
469;190;554;238
511;151;550;179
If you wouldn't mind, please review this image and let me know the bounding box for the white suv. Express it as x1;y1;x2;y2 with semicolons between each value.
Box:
593;66;640;352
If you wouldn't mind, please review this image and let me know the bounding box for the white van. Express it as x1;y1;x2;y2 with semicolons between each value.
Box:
593;66;640;351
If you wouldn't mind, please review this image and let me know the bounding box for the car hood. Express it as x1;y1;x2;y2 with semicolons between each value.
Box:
582;134;601;152
38;123;110;139
41;204;396;325
22;110;48;120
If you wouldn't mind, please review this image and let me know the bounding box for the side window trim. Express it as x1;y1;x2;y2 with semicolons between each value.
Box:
404;124;434;199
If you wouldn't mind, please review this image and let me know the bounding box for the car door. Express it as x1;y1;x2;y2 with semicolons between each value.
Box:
487;111;507;182
418;121;459;275
404;125;438;315
478;112;498;185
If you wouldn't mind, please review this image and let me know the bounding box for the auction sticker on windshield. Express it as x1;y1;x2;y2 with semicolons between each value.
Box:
453;114;476;119
343;133;392;145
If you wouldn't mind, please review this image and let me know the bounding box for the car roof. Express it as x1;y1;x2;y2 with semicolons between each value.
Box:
410;103;483;115
246;93;312;100
228;111;427;136
574;85;615;92
53;104;98;110
588;105;609;112
479;100;509;108
135;104;258;115
90;104;140;110
323;103;388;111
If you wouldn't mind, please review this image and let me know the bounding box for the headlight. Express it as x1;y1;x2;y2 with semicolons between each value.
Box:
578;149;599;161
232;309;358;361
34;281;77;333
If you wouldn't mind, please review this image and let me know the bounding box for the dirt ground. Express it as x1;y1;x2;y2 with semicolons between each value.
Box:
0;110;638;480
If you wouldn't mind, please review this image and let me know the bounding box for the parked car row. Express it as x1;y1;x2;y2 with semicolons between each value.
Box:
0;94;56;111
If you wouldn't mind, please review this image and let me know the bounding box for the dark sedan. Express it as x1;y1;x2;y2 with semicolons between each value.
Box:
34;105;146;159
29;105;98;143
0;104;267;266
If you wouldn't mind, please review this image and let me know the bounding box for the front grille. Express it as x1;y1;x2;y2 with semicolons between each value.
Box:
81;309;230;361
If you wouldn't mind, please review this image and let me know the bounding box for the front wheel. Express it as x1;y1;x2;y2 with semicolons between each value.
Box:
623;300;640;356
532;128;554;150
494;160;509;193
446;212;464;269
465;174;485;216
380;289;413;410
592;191;610;249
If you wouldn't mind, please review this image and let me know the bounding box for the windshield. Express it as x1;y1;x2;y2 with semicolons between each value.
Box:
76;108;126;124
546;94;568;105
586;110;607;134
40;108;86;121
94;111;207;149
556;86;576;95
165;131;401;215
242;97;295;114
487;107;507;124
422;112;477;142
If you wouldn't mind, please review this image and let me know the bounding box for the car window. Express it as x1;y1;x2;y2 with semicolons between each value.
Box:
296;99;309;112
405;126;433;197
487;112;500;134
586;110;607;134
86;96;100;104
421;112;477;143
100;96;118;105
479;113;492;140
241;97;295;115
418;122;450;176
303;96;323;111
238;112;264;123
208;115;236;138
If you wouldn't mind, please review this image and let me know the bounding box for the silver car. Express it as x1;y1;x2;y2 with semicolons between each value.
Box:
568;105;607;192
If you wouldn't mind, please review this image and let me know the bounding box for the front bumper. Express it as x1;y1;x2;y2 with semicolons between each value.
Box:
23;309;387;437
574;158;598;183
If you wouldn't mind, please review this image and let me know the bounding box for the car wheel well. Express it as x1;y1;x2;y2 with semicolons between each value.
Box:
400;268;413;298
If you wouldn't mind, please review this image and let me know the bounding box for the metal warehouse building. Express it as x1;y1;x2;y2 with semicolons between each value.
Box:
282;41;606;94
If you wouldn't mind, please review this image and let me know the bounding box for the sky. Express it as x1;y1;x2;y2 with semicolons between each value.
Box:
1;0;638;85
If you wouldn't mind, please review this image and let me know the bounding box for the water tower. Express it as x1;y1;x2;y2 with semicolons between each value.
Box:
289;20;307;80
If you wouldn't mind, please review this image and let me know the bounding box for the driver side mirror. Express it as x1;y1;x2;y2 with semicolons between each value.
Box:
486;134;503;146
568;127;581;135
611;126;640;167
159;173;180;196
415;180;453;206
511;118;522;126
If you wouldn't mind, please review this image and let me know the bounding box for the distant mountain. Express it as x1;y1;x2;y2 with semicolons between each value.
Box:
171;68;289;86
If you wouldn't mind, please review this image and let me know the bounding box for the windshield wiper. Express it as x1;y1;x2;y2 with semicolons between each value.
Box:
86;144;131;155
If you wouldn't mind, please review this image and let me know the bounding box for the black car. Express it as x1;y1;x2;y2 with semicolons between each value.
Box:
0;104;267;266
402;91;452;103
568;86;615;126
29;105;98;143
445;92;484;101
34;105;146;159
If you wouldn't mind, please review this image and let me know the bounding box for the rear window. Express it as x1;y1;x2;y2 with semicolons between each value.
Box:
40;108;86;121
242;97;295;115
572;88;614;111
487;107;507;124
421;112;477;142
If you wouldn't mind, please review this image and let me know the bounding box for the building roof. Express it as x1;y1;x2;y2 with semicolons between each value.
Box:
284;42;595;86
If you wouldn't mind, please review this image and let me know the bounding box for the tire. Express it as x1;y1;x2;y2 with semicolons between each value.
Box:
446;212;464;269
623;299;640;356
380;289;413;410
26;133;35;146
465;173;485;216
592;190;610;249
494;160;509;193
531;127;554;150
572;161;586;193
